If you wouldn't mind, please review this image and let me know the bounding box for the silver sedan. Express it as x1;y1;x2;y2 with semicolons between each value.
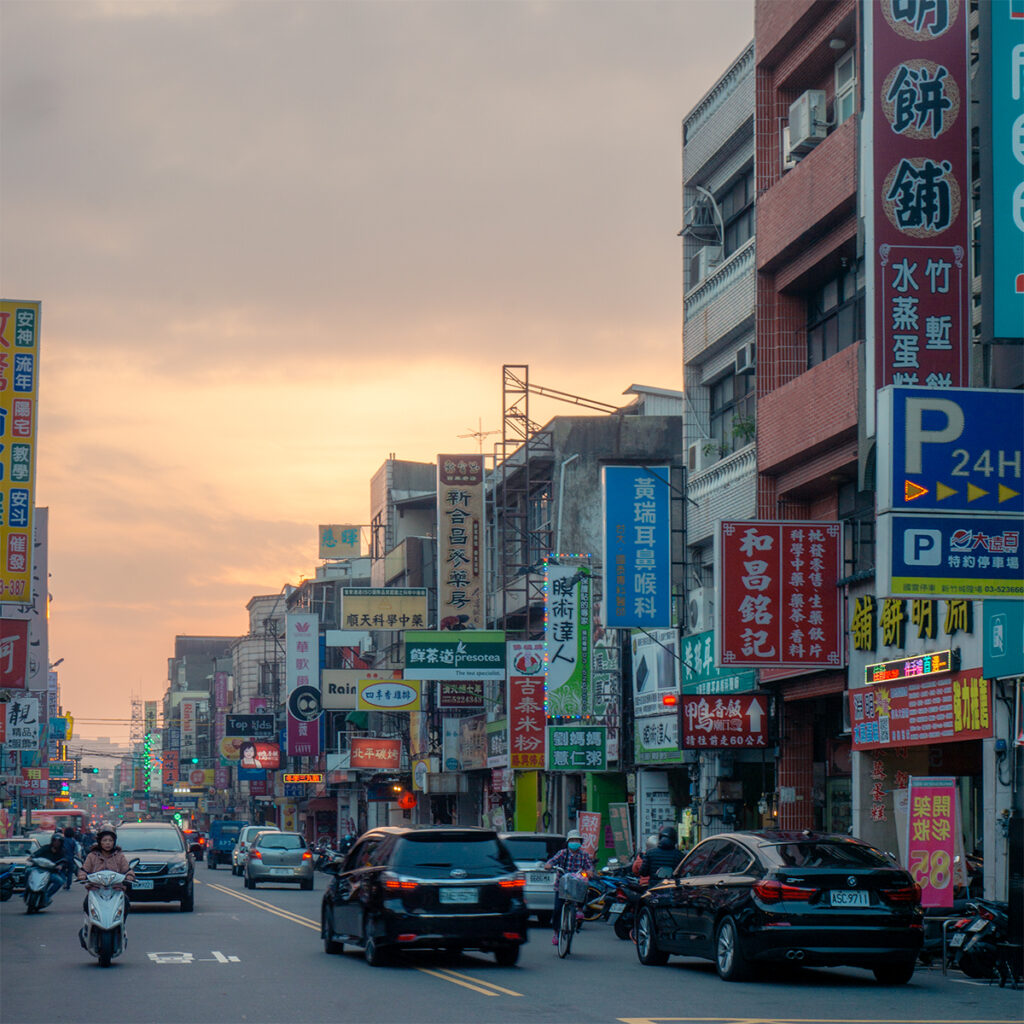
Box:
244;831;314;890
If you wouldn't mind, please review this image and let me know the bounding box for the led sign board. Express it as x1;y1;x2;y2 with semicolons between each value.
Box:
282;773;323;784
864;649;958;686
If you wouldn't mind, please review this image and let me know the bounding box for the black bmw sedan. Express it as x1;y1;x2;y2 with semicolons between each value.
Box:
635;830;922;984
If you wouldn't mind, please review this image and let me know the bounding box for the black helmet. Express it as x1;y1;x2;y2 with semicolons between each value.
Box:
49;830;63;845
657;825;678;847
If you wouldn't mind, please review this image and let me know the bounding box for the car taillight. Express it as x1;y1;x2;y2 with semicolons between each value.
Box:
301;851;312;860
249;850;262;860
499;877;525;889
879;883;921;907
754;879;820;903
382;873;418;891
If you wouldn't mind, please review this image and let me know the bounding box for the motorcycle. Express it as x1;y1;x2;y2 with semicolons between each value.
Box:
608;873;648;940
949;897;1009;979
79;861;139;968
22;854;63;914
0;864;15;902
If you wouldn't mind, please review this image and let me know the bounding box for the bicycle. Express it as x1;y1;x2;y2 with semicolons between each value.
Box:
556;871;589;958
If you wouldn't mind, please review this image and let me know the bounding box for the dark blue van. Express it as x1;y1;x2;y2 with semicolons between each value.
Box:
206;820;248;868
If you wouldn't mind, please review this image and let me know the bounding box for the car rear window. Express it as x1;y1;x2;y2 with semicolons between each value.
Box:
762;840;893;869
216;824;243;838
117;829;185;853
502;837;564;862
257;834;305;850
392;834;517;878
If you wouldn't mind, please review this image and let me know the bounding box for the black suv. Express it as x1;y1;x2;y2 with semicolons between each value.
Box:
116;822;195;911
320;826;528;966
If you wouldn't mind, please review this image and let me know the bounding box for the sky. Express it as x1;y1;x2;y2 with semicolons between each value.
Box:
1;0;753;741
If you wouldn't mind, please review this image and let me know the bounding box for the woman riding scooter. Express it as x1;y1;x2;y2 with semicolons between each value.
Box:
77;823;135;912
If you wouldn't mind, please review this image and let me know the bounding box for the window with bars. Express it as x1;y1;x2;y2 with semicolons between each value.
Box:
807;263;865;368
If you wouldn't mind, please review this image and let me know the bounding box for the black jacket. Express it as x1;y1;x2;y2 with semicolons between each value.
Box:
640;843;685;880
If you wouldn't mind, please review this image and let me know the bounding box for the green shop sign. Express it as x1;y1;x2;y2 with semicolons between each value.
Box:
547;725;607;771
404;630;507;680
680;629;757;695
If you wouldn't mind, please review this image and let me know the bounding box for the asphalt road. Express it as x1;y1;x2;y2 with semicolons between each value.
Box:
2;867;1020;1024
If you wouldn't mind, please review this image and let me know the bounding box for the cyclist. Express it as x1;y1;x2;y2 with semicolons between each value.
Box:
543;828;594;946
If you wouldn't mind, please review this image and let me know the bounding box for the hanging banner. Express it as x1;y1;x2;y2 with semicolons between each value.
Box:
286;612;321;758
0;300;40;605
545;563;592;717
437;454;485;629
507;641;546;770
602;465;673;628
866;0;971;393
0;618;28;689
678;694;769;749
717;520;843;669
180;700;198;759
906;775;957;908
577;810;602;858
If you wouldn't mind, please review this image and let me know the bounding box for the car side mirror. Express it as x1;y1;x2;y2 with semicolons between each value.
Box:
129;858;141;870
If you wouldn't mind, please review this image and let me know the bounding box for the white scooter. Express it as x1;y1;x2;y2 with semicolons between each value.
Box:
79;861;139;967
23;854;62;914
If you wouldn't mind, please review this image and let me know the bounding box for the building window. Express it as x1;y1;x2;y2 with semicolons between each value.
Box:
807;263;865;368
709;371;756;457
720;166;755;257
834;51;856;125
839;482;874;576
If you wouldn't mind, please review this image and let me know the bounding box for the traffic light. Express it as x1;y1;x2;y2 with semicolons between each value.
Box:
83;767;100;774
190;758;199;765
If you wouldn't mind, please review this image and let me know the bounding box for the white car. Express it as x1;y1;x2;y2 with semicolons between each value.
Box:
499;831;566;926
231;825;280;876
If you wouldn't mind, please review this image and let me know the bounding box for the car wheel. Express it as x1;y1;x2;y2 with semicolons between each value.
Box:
636;908;669;966
207;856;216;869
715;916;752;982
363;930;388;967
873;961;915;985
300;878;313;891
536;911;552;928
244;874;255;890
180;884;194;912
494;945;520;967
323;911;344;954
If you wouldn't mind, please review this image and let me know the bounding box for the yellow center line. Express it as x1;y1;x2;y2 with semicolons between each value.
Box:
202;881;319;930
414;967;499;996
432;967;523;996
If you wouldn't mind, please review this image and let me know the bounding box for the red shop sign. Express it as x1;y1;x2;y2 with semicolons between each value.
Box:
507;661;546;770
349;737;401;770
679;694;769;749
718;521;843;669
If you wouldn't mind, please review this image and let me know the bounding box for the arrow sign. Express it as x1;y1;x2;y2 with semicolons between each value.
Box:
904;480;929;502
747;698;764;733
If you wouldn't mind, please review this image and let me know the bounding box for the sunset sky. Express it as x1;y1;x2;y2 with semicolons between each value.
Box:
1;0;753;741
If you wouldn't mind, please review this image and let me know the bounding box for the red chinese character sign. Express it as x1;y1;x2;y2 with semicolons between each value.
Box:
349;738;401;771
507;641;546;770
679;695;768;749
906;775;957;908
867;0;970;392
718;521;843;669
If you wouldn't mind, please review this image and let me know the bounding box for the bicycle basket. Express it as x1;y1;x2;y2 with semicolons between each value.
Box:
558;873;588;902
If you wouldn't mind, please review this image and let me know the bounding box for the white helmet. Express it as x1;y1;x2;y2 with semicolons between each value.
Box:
645;834;658;851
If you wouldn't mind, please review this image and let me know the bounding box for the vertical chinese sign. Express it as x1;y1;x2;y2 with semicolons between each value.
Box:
601;465;672;629
286;612;321;758
180;699;197;760
545;563;592;717
718;521;843;668
507;640;545;770
906;775;957;908
437;454;485;629
867;0;971;392
0;300;39;604
0;619;28;689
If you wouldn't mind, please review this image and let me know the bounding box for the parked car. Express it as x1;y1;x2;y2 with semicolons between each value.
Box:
634;830;923;984
499;831;566;925
232;824;281;876
244;831;314;890
320;826;528;966
116;822;195;911
0;837;38;892
206;819;247;868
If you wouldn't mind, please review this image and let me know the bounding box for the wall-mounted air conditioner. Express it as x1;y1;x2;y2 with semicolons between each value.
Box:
781;126;800;172
787;89;827;157
690;245;722;287
734;342;756;375
687;441;710;474
687;587;714;633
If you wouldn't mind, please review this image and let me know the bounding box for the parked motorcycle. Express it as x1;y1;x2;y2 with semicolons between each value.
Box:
949;897;1010;979
22;854;62;914
609;874;648;940
79;861;139;968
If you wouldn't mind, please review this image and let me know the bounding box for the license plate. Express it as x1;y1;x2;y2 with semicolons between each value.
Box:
950;933;965;947
829;889;869;907
969;919;987;932
132;879;154;890
271;868;292;876
439;887;478;904
610;902;626;914
528;872;554;884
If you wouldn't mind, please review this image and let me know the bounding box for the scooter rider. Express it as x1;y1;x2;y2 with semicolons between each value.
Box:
42;832;71;904
77;824;135;911
638;825;685;883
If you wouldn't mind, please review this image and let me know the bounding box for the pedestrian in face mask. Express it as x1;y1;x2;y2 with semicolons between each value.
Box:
542;829;594;946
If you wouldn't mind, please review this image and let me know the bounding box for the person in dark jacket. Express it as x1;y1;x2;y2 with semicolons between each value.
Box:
41;832;71;903
639;825;685;883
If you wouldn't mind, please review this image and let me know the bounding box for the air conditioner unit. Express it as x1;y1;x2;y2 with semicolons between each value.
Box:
359;633;375;655
734;342;756;375
781;126;800;171
690;245;722;286
787;89;827;156
687;441;710;474
687;587;714;633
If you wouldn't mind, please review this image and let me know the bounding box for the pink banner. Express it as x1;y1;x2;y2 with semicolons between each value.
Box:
577;811;601;858
214;672;229;710
871;0;971;389
906;775;957;908
719;521;842;668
